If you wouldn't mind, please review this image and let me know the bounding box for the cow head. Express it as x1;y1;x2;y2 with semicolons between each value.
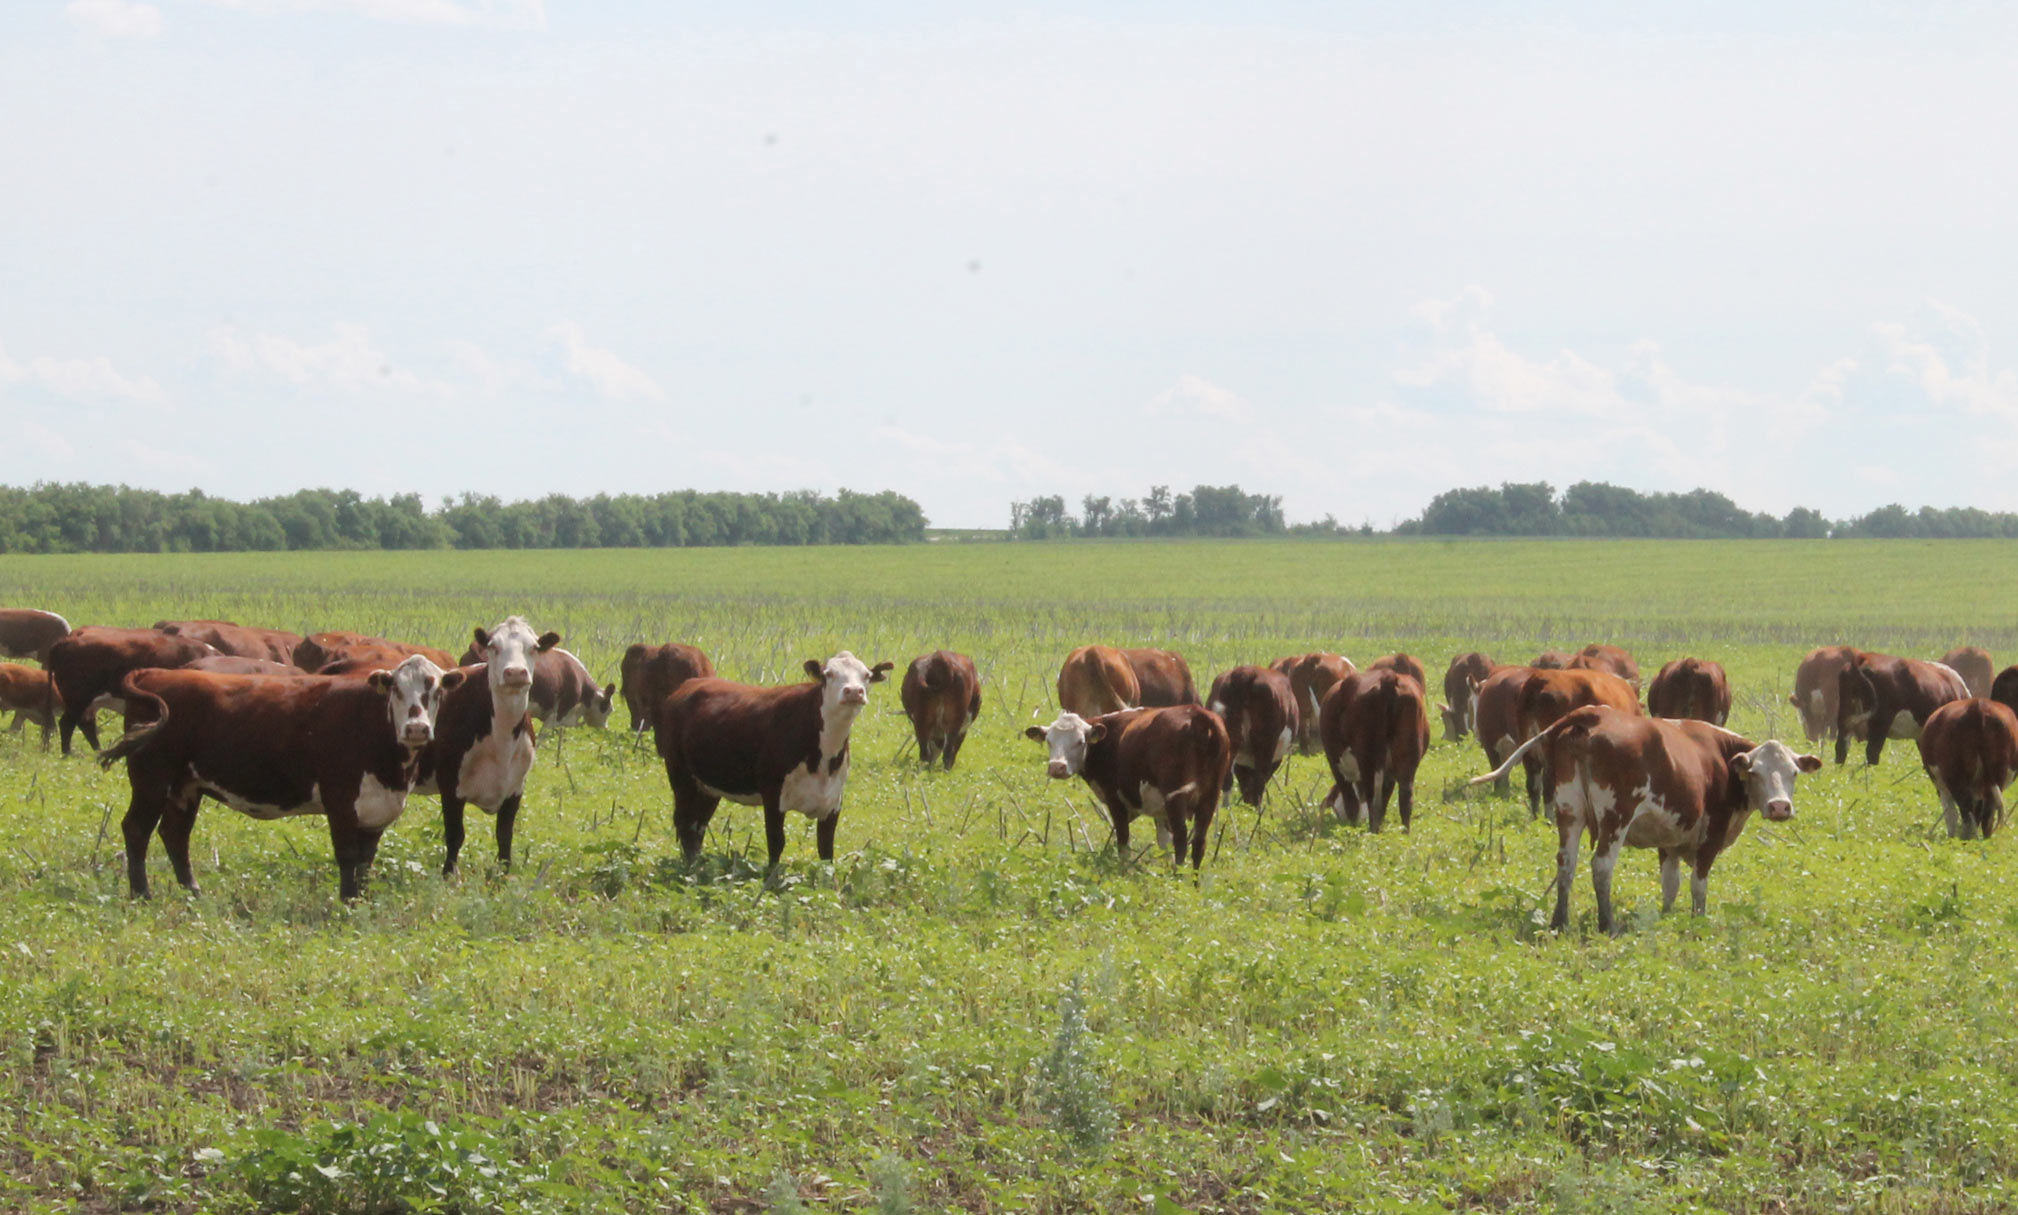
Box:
580;682;617;729
368;655;465;748
803;651;893;711
473;617;559;694
1731;739;1823;822
1024;712;1107;779
1438;701;1466;742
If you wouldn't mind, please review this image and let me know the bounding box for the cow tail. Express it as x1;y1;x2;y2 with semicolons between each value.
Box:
1197;708;1233;794
1470;713;1573;788
97;672;167;770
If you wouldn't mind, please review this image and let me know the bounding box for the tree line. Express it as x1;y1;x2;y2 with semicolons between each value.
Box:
1393;482;2018;540
0;483;927;554
1009;485;1306;539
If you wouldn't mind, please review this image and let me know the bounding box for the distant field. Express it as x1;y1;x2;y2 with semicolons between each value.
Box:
1;539;2015;1213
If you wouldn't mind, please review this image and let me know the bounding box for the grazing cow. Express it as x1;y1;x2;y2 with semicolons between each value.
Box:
1269;652;1355;755
1789;645;1859;745
1992;665;2018;718
154;620;303;665
97;655;461;901
1533;650;1573;670
458;640;614;729
187;656;308;677
1207;664;1298;806
424;618;560;875
1319;669;1429;833
1836;652;1969;765
1517;669;1643;817
1918;699;2018;839
1647;657;1732;725
1938;647;1994;699
1368;652;1427;689
1474;706;1820;934
1024;705;1230;869
1472;665;1541;798
294;631;457;675
0;609;71;663
656;652;893;868
46;627;219;755
1438;651;1495;742
619;642;716;734
899;650;982;769
0;664;58;747
1569;644;1641;693
1057;645;1198;718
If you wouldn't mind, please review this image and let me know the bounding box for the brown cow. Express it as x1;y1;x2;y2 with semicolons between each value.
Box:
656;652;893;868
1270;652;1355;754
1057;645;1197;718
1438;651;1495;742
187;656;308;677
424;618;560;875
154;620;303;665
1647;657;1732;725
0;664;59;747
1472;665;1541;799
1789;645;1859;745
0;609;71;663
1992;665;2018;717
1475;706;1820;935
1569;644;1641;692
97;655;461;900
1918;698;2018;839
1207;664;1298;806
1533;650;1573;669
1517;668;1642;817
294;631;457;675
1938;647;1994;699
619;642;716;734
1836;652;1969;766
1319;669;1429;833
899;650;982;769
46;627;219;755
1368;652;1427;688
1025;705;1231;869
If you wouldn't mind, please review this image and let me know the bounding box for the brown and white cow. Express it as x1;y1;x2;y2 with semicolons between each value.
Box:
0;663;58;747
1647;657;1732;725
1569;644;1641;693
1789;645;1860;745
458;640;614;729
154;620;303;665
424;617;560;875
97;655;461;901
1836;651;1969;765
187;656;309;677
1269;652;1354;755
619;642;716;734
1368;652;1427;689
1516;668;1642;817
1057;645;1198;718
46;627;219;755
294;631;458;675
1917;698;2018;839
656;651;893;868
1319;668;1429;833
1207;664;1298;806
1438;651;1495;742
899;650;982;769
1938;647;1994;699
0;609;71;663
1474;706;1821;935
1025;704;1231;869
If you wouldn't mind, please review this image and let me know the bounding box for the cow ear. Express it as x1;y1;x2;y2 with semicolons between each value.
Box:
1796;753;1822;773
367;670;394;694
1024;725;1046;742
870;661;894;682
441;669;467;691
473;626;492;649
804;659;825;680
603;682;617;699
1085;722;1107;745
537;631;562;652
1729;752;1753;779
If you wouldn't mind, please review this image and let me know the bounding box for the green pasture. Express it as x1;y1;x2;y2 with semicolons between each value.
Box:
0;539;2014;1213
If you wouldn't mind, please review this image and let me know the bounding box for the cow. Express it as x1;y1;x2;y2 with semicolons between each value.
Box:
1790;645;1860;745
45;627;219;755
0;609;71;663
1474;706;1821;935
154;620;303;665
458;640;614;729
96;655;462;901
1270;652;1354;754
1206;664;1297;806
1318;668;1429;833
1992;665;2018;718
1938;647;1994;699
0;664;58;747
899;650;982;769
1836;651;1969;765
294;631;457;675
1516;668;1643;817
1438;651;1495;742
1056;645;1198;718
425;617;560;875
1646;657;1732;725
1533;650;1573;670
1472;665;1541;799
1024;705;1230;869
187;656;308;677
656;651;894;869
619;642;716;734
1368;653;1427;688
1569;644;1641;693
1918;698;2018;839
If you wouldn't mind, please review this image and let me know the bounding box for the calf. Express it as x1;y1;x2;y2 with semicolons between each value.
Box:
656;652;893;868
1918;699;2018;839
155;620;303;665
423;617;560;875
1368;652;1427;688
1647;657;1731;725
1207;664;1297;806
1438;651;1495;742
1569;644;1640;692
0;608;71;663
1939;647;1994;699
0;663;58;747
1025;705;1230;869
1518;668;1642;817
899;650;982;769
96;655;460;901
619;642;715;734
295;631;457;674
1269;652;1354;754
46;627;218;755
1790;645;1859;745
1319;669;1429;832
1475;706;1821;935
1836;652;1969;765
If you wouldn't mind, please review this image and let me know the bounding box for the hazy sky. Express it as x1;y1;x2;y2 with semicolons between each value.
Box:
6;1;2017;528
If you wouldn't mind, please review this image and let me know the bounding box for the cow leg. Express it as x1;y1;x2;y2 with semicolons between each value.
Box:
121;785;167;899
441;795;468;876
943;727;967;770
1167;809;1190;869
1689;841;1723;916
1864;732;1885;767
494;793;522;870
668;768;719;862
331;824;383;903
1659;848;1682;912
156;792;203;895
1369;772;1394;834
1111;807;1132;862
1397;774;1414;833
1590;836;1621;936
1934;780;1962;839
1985;786;2006;838
762;797;788;870
1188;800;1212;870
59;702;86;757
6;710;20;734
815;811;840;862
1550;816;1581;931
1523;753;1544;818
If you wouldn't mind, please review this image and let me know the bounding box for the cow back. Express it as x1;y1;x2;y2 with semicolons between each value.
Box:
902;650;981;728
1938;647;1995;699
1122;647;1198;708
1647;657;1732;724
1058;645;1139;718
1368;653;1427;688
657;676;823;798
1569;644;1640;691
1522;668;1641;739
0;609;73;663
620;642;716;731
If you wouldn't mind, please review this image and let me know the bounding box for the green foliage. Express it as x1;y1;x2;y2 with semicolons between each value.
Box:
1034;977;1116;1153
1011;483;1285;539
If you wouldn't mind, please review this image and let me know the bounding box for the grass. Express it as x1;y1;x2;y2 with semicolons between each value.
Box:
0;538;2014;1212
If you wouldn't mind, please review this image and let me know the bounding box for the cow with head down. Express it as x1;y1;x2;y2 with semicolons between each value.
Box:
1270;652;1354;755
1917;698;2018;840
1438;651;1495;742
1026;704;1230;870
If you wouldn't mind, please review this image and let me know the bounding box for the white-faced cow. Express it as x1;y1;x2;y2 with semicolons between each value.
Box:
0;609;71;663
458;639;614;729
1207;664;1297;806
1319;668;1429;833
46;627;219;755
1269;652;1354;755
1917;698;2018;839
154;620;303;666
1438;651;1495;742
899;650;982;769
1474;706;1821;935
1646;657;1732;725
0;663;58;747
1789;645;1860;745
97;655;461;901
1024;705;1230;869
656;652;893;868
1836;651;1969;766
619;642;715;734
1938;647;1994;699
425;617;561;875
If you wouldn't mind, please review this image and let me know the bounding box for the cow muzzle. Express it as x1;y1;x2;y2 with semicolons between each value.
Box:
840;687;867;706
401;720;435;745
1046;760;1072;779
1763;798;1793;821
499;666;533;689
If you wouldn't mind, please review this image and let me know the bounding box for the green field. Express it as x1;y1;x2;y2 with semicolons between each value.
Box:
1;539;2014;1214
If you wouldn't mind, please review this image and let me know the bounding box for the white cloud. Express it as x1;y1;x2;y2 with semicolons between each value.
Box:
21;421;75;464
1869;301;2018;419
67;0;164;39
210;322;436;394
1145;373;1252;423
197;0;544;30
545;321;665;403
0;340;166;404
874;424;1092;488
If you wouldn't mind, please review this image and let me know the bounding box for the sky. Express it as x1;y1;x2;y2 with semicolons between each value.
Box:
5;1;2018;529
